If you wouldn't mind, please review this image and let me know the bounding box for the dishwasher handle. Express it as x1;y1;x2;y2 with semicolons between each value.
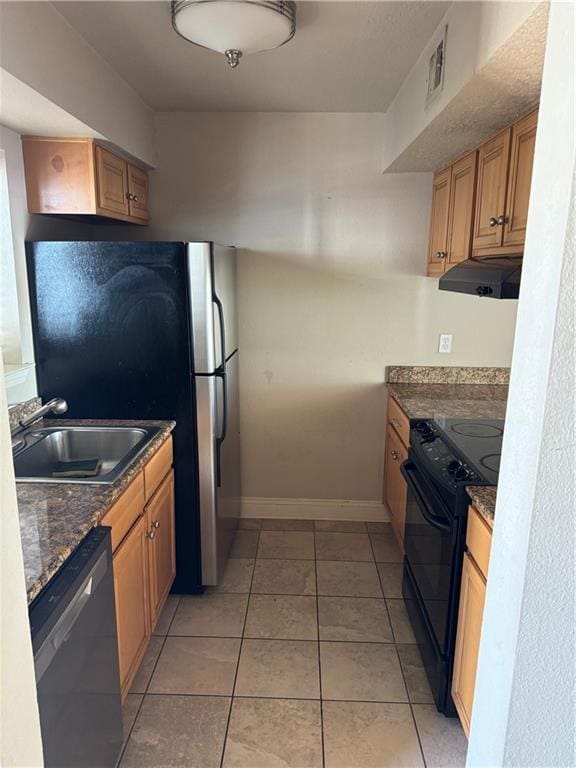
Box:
34;549;108;683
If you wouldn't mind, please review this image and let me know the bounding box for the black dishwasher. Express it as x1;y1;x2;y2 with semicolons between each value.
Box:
29;527;123;768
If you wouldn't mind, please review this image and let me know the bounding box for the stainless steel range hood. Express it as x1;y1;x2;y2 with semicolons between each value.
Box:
438;256;522;299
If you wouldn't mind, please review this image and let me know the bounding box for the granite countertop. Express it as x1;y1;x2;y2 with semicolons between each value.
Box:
17;419;175;604
466;486;496;528
387;382;509;421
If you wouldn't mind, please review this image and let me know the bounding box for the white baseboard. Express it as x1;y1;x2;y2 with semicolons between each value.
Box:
241;497;390;522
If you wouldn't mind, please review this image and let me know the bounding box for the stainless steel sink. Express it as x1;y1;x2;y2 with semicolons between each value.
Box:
13;425;162;484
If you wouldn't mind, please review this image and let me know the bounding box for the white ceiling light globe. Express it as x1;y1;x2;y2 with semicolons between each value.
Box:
172;1;296;67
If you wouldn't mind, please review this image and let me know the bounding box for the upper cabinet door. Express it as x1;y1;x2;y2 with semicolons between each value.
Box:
427;167;451;276
95;145;130;217
472;128;511;251
503;108;538;247
127;163;150;222
446;151;478;267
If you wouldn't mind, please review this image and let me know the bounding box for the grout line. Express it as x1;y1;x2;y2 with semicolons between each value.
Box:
117;595;181;767
218;527;261;768
370;537;428;768
313;530;326;768
139;691;417;705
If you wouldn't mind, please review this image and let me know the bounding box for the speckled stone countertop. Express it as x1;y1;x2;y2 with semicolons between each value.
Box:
17;419;175;604
387;382;509;420
466;486;497;528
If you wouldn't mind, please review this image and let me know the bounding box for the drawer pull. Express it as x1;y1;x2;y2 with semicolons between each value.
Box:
146;529;156;540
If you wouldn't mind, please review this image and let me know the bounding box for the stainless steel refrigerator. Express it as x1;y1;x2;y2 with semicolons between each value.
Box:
27;240;240;590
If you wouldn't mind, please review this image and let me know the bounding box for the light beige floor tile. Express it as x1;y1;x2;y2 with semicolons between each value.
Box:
238;518;262;530
122;694;143;746
149;636;240;695
223;698;322;768
315;532;373;562
377;563;404;598
257;531;315;560
261;518;314;531
230;531;259;558
314;520;367;533
397;644;434;704
318;597;393;642
130;636;164;693
120;695;230;768
207;558;254;594
235;639;320;699
251;558;316;595
170;594;248;637
152;595;180;636
317;561;382;597
320;641;408;702
245;594;318;640
323;701;424;768
370;534;403;563
413;704;468;767
387;599;417;643
366;521;394;534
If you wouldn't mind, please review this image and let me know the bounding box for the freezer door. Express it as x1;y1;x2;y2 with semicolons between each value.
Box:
212;245;238;362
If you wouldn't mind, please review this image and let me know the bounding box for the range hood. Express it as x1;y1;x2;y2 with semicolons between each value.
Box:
439;256;522;299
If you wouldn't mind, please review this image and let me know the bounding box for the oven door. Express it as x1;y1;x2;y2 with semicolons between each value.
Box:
401;460;456;654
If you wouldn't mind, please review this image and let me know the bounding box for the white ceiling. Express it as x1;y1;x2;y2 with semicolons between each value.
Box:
53;1;450;112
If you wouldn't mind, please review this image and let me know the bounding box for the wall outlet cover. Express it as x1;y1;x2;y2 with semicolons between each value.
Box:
439;334;453;354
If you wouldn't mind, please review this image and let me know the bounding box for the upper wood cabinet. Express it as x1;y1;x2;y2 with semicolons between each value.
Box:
502;108;538;247
426;151;477;277
427;167;452;276
472;128;511;251
22;136;150;225
426;106;538;273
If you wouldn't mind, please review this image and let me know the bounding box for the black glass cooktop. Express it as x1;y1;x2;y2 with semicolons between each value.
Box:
433;417;504;485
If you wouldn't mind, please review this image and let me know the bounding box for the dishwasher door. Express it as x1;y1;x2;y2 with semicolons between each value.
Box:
29;527;123;768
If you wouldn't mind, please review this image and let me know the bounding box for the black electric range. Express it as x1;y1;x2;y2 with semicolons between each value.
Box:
401;417;503;716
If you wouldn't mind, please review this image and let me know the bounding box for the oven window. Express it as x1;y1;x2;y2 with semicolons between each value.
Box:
403;471;454;652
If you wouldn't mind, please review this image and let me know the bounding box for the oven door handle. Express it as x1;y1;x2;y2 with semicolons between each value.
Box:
401;461;452;533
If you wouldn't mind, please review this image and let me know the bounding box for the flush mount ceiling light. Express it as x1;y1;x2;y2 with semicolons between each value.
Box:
171;0;296;68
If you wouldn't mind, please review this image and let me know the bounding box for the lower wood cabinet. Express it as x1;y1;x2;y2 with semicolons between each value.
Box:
113;512;151;695
383;394;410;550
452;505;493;736
102;436;175;698
147;470;176;627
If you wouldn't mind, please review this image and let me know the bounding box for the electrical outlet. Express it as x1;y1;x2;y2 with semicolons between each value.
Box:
439;334;453;354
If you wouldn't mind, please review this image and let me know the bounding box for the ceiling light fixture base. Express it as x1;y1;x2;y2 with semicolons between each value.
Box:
225;49;243;68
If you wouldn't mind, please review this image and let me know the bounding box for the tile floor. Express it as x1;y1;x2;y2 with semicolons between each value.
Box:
120;519;468;768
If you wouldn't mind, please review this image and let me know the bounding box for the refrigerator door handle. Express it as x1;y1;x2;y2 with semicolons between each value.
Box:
215;369;228;487
213;294;227;372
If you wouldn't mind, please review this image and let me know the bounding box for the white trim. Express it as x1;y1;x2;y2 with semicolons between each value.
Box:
241;497;390;522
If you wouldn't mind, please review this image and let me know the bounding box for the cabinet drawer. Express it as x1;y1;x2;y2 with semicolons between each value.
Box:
101;472;145;552
466;505;492;579
144;437;173;501
387;395;409;448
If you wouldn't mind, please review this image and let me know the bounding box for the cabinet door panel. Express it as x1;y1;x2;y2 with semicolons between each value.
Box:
147;471;176;626
128;163;150;222
452;552;486;736
384;423;408;550
112;513;150;696
447;151;477;266
472;129;511;250
95;146;129;216
503;109;538;247
427;168;451;276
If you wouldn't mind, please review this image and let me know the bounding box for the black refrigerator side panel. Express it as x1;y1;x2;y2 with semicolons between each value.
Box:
27;241;203;592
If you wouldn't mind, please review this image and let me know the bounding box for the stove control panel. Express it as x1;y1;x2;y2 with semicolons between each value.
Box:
411;421;483;488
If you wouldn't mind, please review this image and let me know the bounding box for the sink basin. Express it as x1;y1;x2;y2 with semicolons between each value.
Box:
13;425;162;484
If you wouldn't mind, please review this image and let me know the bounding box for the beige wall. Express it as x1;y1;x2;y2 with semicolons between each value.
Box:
152;112;518;503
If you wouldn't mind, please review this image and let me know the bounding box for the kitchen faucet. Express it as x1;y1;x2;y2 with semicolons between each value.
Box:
11;398;68;437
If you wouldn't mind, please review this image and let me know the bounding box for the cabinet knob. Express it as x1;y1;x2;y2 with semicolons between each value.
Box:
391;450;399;461
153;520;160;529
146;529;156;540
436;251;448;259
489;216;506;227
126;192;139;202
133;194;139;202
